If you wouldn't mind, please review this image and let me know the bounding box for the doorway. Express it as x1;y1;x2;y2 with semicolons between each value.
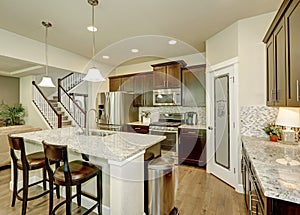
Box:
206;57;239;188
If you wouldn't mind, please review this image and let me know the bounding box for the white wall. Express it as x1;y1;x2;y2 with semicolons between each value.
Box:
238;12;276;106
206;22;239;66
19;76;49;129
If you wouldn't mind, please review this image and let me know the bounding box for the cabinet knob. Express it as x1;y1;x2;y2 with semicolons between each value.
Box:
208;126;213;130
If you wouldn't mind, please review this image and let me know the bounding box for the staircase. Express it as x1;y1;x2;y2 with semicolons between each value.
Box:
32;72;86;129
48;96;72;127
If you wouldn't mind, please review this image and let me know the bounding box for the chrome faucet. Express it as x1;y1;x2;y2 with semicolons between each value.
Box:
85;108;98;136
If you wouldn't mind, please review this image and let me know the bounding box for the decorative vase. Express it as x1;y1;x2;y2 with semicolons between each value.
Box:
270;135;278;142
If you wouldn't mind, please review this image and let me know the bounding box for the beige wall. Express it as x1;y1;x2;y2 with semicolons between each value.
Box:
238;12;276;106
0;75;19;104
206;22;238;66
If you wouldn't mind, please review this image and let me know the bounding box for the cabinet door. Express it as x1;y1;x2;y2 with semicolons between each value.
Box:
153;66;166;89
266;36;276;106
121;76;134;92
274;19;286;106
143;72;153;106
166;64;181;88
109;77;121;92
182;67;206;107
179;129;206;166
286;0;300;106
133;74;144;106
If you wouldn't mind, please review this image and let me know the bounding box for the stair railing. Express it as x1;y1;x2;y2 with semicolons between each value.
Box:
32;81;62;128
60;72;85;92
58;79;86;129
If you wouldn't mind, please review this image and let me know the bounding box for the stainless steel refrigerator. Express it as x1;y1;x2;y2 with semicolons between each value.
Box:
97;92;138;130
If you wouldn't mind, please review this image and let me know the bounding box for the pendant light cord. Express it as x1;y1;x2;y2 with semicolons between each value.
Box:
45;25;49;76
92;5;95;59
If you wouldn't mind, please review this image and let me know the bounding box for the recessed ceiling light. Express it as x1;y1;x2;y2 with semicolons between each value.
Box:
168;40;177;45
87;26;97;32
131;49;139;53
102;55;110;59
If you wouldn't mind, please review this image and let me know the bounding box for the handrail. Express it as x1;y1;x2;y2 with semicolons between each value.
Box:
61;72;74;81
32;81;62;128
58;78;86;129
60;72;85;92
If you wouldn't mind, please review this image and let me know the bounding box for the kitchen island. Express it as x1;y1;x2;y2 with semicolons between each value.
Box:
242;136;300;214
12;127;165;215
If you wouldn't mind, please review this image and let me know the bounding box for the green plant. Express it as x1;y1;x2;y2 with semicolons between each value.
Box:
0;103;25;126
263;124;282;137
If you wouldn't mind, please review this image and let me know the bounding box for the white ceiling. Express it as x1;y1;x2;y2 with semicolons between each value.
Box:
0;0;282;76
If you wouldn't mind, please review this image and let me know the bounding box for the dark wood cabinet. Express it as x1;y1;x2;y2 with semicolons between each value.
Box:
182;65;206;107
125;124;149;134
133;72;153;107
152;61;185;89
286;0;300;106
264;0;300;107
178;128;206;167
109;74;134;92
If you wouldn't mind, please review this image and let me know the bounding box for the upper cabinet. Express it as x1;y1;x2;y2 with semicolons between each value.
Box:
133;72;153;107
264;0;300;107
182;65;206;107
109;74;134;92
151;61;186;89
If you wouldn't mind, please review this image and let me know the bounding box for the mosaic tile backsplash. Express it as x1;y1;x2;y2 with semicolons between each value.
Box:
139;106;206;125
240;106;278;137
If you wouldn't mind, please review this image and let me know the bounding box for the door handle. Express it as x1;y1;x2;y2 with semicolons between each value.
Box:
208;126;213;130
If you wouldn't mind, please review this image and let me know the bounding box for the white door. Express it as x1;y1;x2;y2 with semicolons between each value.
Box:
206;58;239;188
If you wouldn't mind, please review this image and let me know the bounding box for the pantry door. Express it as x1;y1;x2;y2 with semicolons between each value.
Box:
206;58;239;188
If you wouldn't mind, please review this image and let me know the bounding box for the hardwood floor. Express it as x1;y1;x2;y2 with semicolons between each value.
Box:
0;165;247;215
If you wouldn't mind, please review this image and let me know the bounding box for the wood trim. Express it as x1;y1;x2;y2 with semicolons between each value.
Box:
263;0;293;43
60;72;74;81
183;64;206;71
151;60;187;68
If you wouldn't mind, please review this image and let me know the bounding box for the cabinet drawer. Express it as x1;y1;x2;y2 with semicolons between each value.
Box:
126;125;149;134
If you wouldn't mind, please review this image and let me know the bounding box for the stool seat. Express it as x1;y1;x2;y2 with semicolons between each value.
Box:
17;151;46;170
54;160;100;186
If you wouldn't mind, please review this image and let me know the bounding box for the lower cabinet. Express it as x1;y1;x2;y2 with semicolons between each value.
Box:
178;128;206;167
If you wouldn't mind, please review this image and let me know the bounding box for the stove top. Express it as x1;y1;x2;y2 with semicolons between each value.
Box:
149;121;181;127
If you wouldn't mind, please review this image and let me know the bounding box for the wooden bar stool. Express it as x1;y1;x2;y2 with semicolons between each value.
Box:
8;136;59;215
42;141;102;215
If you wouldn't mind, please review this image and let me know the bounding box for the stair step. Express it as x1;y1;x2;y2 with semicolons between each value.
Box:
62;115;68;120
62;120;72;126
53;96;58;100
55;107;62;112
49;99;58;103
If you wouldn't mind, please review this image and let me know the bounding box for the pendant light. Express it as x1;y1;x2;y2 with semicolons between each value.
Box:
38;21;55;88
83;0;105;82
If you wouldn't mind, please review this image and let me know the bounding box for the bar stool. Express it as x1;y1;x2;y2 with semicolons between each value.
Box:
8;136;58;215
42;141;102;215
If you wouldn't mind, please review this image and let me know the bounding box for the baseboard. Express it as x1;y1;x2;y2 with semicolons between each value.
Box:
235;183;244;194
9;176;110;215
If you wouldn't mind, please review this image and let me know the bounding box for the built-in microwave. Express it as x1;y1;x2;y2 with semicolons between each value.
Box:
153;88;181;106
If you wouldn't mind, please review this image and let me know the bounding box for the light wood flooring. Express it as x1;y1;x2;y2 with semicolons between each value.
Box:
0;165;247;215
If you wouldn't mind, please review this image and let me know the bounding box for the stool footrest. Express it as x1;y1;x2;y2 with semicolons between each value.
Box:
16;178;50;201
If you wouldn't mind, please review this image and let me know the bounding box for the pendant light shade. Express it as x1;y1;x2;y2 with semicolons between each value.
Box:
83;67;106;82
83;0;105;82
38;21;55;88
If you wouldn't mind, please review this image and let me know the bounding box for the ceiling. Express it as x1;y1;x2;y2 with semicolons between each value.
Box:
0;0;282;76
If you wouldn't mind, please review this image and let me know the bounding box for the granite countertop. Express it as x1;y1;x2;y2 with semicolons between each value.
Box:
127;121;150;126
13;127;165;163
179;124;206;130
242;136;300;204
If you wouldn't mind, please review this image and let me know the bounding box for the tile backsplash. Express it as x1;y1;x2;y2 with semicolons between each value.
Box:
139;106;206;125
240;106;278;137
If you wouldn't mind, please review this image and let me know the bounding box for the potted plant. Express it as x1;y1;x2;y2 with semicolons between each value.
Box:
0;103;25;126
263;124;282;142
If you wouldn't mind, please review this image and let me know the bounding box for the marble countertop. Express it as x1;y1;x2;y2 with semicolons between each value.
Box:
242;136;300;204
13;127;165;163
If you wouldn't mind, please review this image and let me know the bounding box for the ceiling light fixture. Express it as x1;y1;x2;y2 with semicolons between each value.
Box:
38;21;55;88
131;49;139;53
83;0;105;82
102;55;110;59
168;40;177;45
87;26;97;32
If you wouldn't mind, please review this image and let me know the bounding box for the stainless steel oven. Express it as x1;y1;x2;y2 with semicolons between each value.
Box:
149;126;178;153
